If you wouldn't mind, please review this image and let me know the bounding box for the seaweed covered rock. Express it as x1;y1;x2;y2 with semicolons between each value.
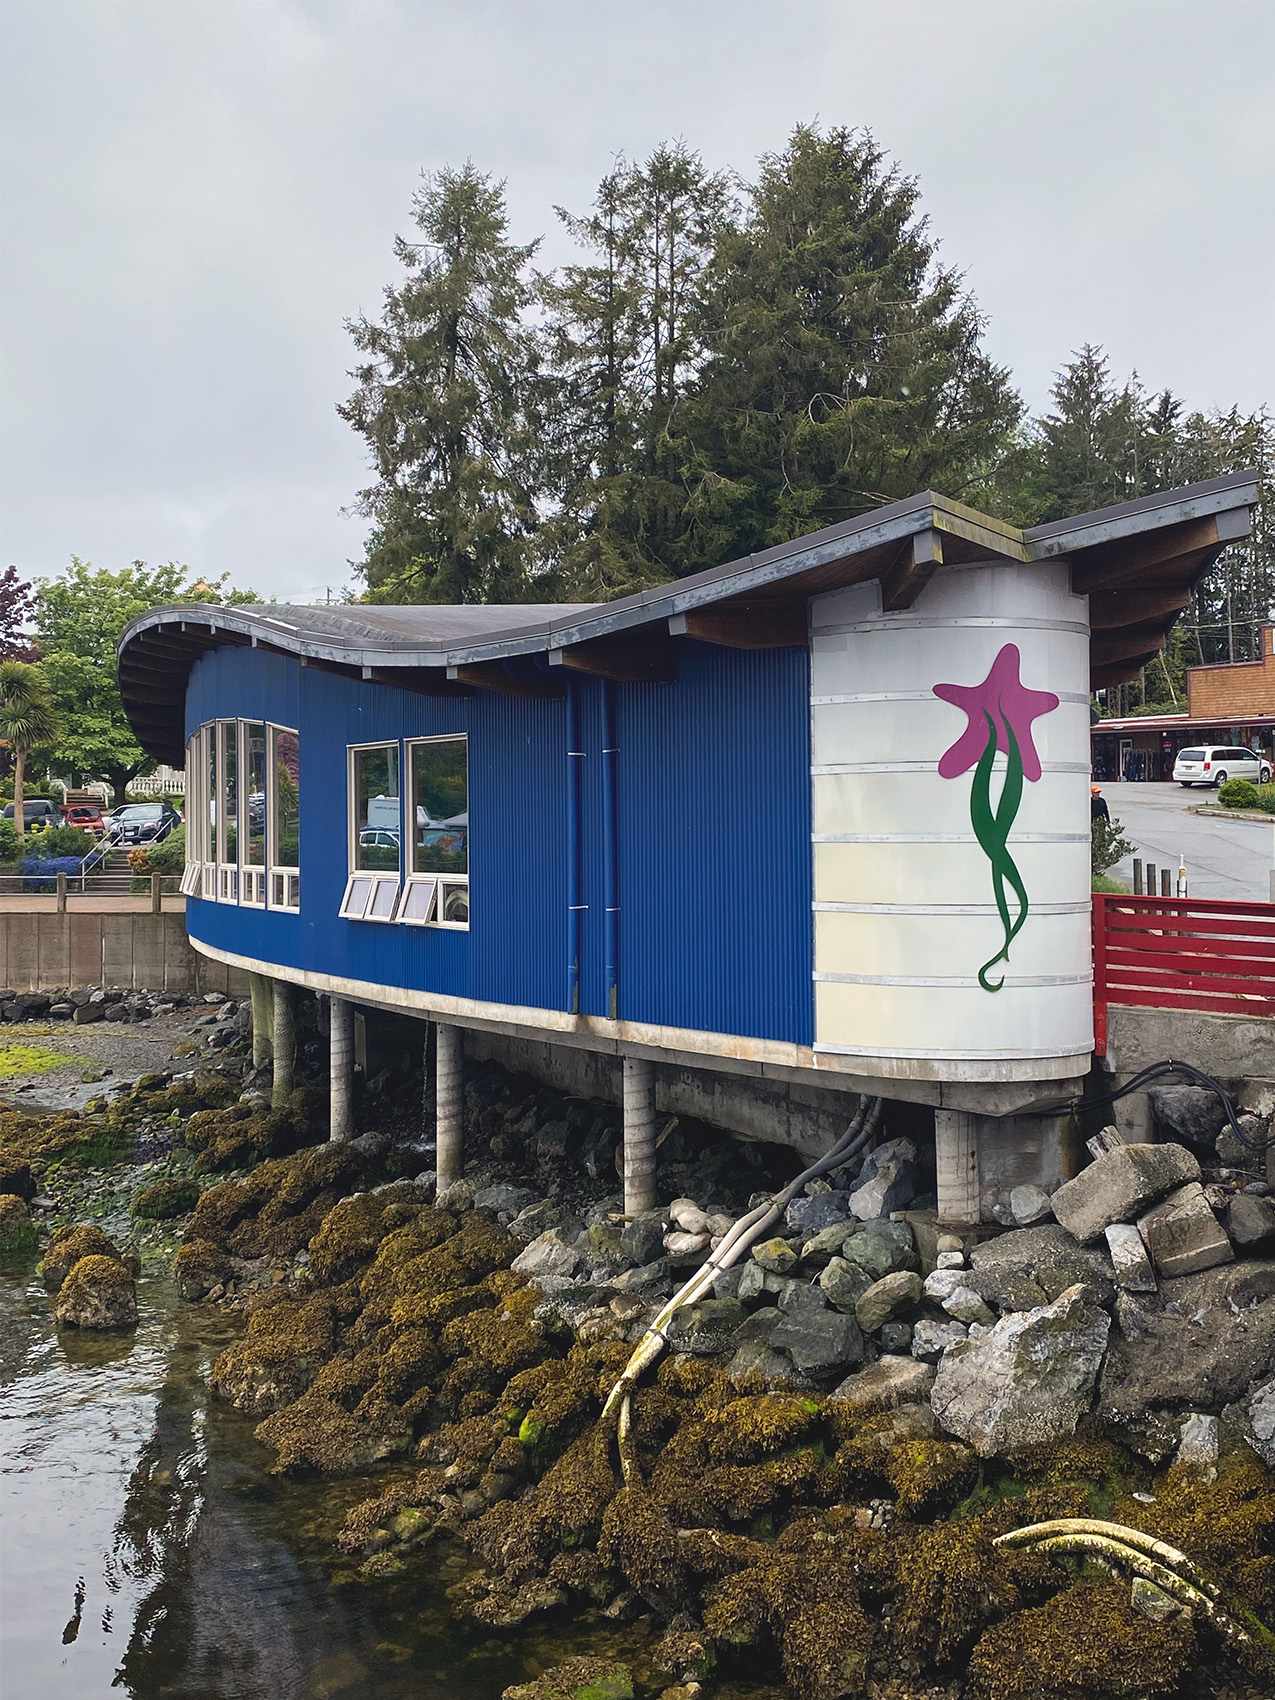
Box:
172;1238;236;1300
0;1105;131;1173
40;1222;129;1291
0;1192;36;1253
54;1254;138;1329
968;1581;1196;1697
184;1100;312;1173
132;1177;200;1219
182;1139;377;1262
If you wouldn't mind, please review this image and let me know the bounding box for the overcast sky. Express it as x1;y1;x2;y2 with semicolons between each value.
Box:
2;0;1272;604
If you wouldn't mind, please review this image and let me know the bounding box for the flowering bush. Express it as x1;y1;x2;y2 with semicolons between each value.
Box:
20;855;85;891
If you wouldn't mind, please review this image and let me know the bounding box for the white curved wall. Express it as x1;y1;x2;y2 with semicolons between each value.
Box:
810;559;1093;1073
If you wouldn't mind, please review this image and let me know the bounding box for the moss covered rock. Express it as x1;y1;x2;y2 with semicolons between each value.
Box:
0;1156;35;1201
132;1177;200;1219
0;1192;37;1253
54;1253;139;1329
968;1581;1196;1697
502;1657;633;1700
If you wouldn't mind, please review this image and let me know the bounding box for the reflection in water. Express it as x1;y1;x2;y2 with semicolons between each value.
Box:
0;1263;688;1700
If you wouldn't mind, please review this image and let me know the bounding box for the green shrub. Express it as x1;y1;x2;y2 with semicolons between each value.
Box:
1091;814;1136;879
1217;777;1260;809
131;824;185;875
0;819;18;862
1255;785;1275;814
132;1177;200;1219
26;826;96;859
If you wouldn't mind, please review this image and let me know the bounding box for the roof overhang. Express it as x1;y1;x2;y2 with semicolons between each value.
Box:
119;471;1259;768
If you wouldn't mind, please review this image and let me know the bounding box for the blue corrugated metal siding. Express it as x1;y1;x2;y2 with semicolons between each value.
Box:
615;642;813;1044
184;637;812;1044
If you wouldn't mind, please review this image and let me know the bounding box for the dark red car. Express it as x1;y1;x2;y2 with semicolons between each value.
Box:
63;804;106;836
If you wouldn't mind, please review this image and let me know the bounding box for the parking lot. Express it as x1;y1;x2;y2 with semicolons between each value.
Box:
1100;781;1274;902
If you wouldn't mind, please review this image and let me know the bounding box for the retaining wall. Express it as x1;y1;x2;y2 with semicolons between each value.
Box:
0;911;250;996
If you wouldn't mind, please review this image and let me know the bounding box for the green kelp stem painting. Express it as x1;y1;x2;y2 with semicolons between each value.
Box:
969;708;1030;991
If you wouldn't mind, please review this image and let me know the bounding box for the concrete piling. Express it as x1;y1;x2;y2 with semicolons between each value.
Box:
435;1022;464;1188
622;1056;657;1214
329;996;355;1141
935;1109;981;1224
249;973;273;1071
271;979;295;1108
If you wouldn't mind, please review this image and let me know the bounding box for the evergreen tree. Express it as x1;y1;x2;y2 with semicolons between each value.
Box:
542;144;735;596
1007;348;1273;695
340;165;545;603
665;124;1023;575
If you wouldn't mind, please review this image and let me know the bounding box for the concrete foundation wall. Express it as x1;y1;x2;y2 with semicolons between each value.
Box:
1103;1004;1275;1141
0;912;250;996
463;1029;861;1161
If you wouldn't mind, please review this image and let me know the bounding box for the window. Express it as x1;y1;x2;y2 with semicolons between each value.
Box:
341;743;400;921
183;719;299;912
404;736;469;927
269;726;301;911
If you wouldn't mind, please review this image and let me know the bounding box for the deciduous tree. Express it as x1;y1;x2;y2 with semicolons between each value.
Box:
0;661;60;842
35;559;257;806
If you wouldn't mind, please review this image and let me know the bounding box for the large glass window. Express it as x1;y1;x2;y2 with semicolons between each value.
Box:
404;736;469;928
245;722;266;866
352;745;400;872
182;718;298;911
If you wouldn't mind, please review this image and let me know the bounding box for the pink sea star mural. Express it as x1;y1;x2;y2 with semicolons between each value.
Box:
934;644;1059;782
933;644;1060;992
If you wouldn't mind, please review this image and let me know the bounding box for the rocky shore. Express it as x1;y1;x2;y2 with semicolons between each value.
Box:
2;990;1273;1699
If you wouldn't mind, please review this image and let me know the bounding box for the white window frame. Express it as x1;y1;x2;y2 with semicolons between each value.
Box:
404;734;469;931
344;741;401;923
216;720;240;899
267;723;301;913
240;720;267;908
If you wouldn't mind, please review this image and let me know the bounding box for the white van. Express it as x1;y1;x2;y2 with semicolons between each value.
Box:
1172;745;1271;787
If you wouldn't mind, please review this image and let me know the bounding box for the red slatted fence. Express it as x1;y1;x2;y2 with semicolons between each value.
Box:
1093;892;1275;1055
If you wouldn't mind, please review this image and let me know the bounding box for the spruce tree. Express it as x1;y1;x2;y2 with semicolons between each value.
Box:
340;165;545;603
666;124;1023;574
542;144;735;596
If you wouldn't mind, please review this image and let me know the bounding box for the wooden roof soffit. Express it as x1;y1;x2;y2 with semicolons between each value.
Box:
362;666;475;698
1088;587;1192;630
549;630;678;682
1071;509;1250;594
1091;654;1163;691
447;662;565;698
880;528;944;613
1090;627;1185;668
667;599;808;649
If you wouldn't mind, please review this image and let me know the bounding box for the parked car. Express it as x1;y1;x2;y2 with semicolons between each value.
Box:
2;799;63;828
63;804;107;836
109;802;181;843
1172;745;1272;787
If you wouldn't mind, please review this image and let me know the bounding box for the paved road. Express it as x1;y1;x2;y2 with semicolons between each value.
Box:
1099;781;1274;902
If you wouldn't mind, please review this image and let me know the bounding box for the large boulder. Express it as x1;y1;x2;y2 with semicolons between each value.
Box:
841;1219;917;1280
1147;1085;1227;1147
848;1138;917;1221
0;1193;36;1252
1136;1181;1233;1278
54;1254;138;1329
1099;1266;1275;1426
854;1270;922;1333
930;1284;1110;1456
966;1223;1115;1314
770;1304;863;1377
832;1354;935;1412
510;1229;581;1287
1243;1379;1275;1467
1049;1143;1199;1244
1227;1192;1275;1250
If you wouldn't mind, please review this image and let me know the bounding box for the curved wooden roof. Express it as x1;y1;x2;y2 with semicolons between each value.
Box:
120;472;1258;768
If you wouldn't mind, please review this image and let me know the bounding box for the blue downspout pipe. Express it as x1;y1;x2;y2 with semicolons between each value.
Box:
601;679;619;1019
566;676;584;1014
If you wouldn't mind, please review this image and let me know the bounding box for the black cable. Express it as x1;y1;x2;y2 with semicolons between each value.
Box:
1036;1059;1272;1156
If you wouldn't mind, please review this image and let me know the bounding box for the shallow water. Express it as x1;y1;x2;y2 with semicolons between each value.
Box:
0;1260;675;1700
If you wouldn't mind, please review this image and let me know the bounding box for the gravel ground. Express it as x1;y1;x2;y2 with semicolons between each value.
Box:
0;1008;233;1110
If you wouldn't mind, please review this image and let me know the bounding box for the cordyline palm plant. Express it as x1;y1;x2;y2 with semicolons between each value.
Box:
0;661;62;845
